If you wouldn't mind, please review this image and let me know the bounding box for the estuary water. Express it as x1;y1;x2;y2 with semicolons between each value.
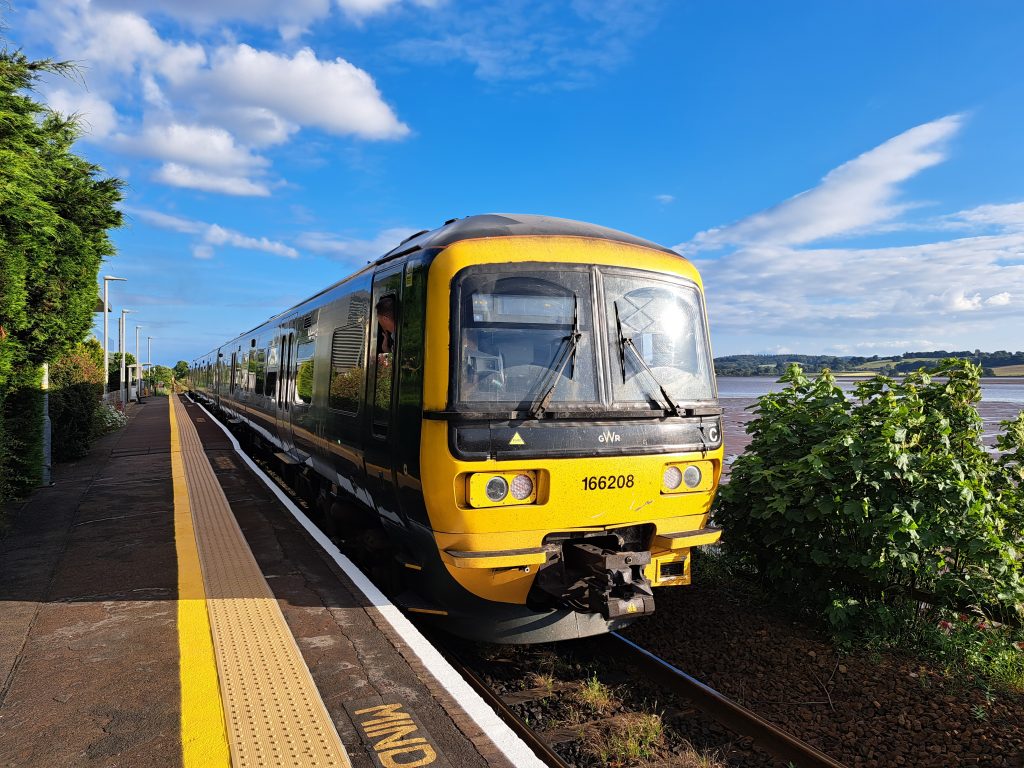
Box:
717;376;1024;474
717;375;1024;404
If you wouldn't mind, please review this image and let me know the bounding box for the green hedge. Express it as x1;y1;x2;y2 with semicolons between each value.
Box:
50;342;104;461
714;359;1024;632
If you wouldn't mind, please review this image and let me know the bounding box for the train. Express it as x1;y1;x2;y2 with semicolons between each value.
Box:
189;213;723;643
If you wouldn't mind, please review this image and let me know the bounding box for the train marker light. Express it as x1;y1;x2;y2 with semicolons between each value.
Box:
683;465;702;489
663;465;683;490
510;473;534;500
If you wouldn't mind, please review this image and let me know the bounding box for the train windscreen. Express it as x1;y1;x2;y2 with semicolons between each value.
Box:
454;266;714;411
603;273;715;406
456;270;598;407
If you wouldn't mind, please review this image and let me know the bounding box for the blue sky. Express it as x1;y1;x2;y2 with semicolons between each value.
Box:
9;0;1024;363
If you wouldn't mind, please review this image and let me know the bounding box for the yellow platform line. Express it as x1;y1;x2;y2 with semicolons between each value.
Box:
172;396;351;768
171;396;231;766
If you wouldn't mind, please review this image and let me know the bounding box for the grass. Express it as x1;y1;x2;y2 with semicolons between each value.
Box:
585;713;665;766
576;674;613;711
529;670;556;694
992;364;1024;376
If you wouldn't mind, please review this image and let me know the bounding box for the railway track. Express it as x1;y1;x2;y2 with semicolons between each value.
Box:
601;632;847;768
434;630;848;768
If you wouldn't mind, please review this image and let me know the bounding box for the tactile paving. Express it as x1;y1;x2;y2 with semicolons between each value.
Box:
173;396;351;768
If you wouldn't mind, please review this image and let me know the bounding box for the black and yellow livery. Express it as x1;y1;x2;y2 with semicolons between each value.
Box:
190;214;723;643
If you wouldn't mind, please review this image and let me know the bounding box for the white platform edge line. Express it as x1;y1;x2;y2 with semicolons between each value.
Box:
187;396;545;768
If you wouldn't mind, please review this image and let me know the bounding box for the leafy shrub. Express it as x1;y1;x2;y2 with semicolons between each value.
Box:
49;343;104;460
714;359;1024;633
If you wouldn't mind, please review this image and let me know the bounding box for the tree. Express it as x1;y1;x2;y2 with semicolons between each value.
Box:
0;48;123;503
173;360;190;380
149;365;174;389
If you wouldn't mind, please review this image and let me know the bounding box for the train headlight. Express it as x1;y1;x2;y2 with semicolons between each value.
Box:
683;465;702;489
486;476;509;502
663;466;683;490
468;470;539;507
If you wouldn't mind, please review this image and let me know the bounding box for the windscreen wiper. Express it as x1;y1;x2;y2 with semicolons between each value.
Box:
528;296;581;418
614;301;681;418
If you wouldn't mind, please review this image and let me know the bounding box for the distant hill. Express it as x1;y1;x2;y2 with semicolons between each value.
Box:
713;350;1024;377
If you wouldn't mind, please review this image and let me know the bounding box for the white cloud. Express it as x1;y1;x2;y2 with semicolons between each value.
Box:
336;0;442;21
697;234;1024;349
93;0;332;30
130;208;205;234
948;290;983;312
93;0;436;30
31;1;410;196
132;207;298;258
985;292;1012;306
154;163;271;196
46;88;119;138
116;121;268;172
392;0;661;88
194;45;409;141
685;115;963;251
674;115;1024;354
205;224;299;258
941;202;1024;232
655;194;675;205
297;228;420;261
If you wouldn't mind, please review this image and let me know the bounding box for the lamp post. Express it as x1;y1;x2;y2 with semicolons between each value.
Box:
102;276;126;391
147;336;153;394
119;308;133;410
134;324;143;403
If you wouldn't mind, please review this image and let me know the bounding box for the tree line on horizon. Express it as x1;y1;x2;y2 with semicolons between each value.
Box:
714;350;1024;377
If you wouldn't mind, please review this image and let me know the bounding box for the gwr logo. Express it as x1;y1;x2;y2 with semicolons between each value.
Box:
598;430;621;443
351;702;442;768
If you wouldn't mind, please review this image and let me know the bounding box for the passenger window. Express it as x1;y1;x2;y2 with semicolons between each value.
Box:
265;338;279;396
253;349;266;394
372;293;397;428
329;324;364;413
295;340;315;405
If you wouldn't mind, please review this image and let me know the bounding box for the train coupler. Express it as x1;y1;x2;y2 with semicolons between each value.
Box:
532;539;656;620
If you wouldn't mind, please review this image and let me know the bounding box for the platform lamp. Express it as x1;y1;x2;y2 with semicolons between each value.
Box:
147;336;153;394
119;308;133;410
102;276;126;391
134;324;143;403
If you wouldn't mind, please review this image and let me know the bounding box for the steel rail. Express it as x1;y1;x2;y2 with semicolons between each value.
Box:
607;632;848;768
426;634;573;768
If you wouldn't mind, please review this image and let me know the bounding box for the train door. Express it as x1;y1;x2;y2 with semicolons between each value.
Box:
276;329;296;453
362;268;406;529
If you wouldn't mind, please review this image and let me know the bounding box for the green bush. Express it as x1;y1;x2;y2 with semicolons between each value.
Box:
714;359;1024;633
49;342;104;461
1;366;43;499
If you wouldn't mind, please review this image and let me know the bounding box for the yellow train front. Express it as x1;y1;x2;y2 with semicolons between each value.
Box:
413;216;723;642
191;214;723;644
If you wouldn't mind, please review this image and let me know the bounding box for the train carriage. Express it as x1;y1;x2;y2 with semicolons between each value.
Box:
190;214;723;643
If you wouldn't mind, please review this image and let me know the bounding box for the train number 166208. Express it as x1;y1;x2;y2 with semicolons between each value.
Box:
581;474;634;491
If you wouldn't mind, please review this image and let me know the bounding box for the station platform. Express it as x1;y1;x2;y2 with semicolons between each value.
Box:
0;395;540;768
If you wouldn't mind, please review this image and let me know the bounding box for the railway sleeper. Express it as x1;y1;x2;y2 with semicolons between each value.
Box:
531;535;656;620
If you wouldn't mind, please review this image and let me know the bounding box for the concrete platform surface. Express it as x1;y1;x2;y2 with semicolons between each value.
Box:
0;396;524;768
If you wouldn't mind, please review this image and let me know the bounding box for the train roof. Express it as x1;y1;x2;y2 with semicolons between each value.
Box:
380;213;680;261
200;213;682;358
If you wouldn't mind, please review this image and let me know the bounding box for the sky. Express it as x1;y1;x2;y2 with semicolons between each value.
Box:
7;0;1024;364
